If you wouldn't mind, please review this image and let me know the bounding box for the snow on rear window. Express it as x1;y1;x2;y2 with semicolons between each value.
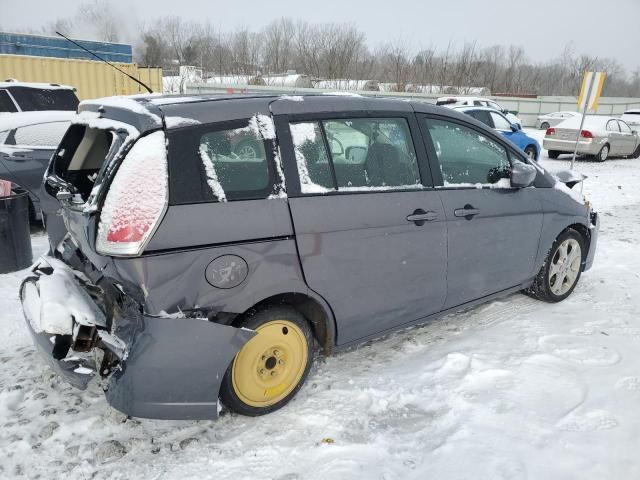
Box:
195;114;280;201
12;121;69;147
97;131;168;248
249;114;276;139
199;145;227;202
290;122;331;194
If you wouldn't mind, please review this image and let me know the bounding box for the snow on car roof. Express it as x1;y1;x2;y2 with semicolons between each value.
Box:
0;80;76;91
0;111;75;132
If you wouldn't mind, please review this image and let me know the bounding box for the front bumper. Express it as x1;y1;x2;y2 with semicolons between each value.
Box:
584;210;599;271
20;257;255;420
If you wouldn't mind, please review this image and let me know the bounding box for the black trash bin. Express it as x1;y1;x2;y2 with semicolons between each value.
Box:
0;186;33;274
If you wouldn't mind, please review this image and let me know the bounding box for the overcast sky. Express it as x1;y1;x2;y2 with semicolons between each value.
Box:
2;0;639;71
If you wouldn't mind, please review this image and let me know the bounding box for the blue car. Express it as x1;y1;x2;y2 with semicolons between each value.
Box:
454;106;540;160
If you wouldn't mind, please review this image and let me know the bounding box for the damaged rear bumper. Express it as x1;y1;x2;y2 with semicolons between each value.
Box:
20;257;256;420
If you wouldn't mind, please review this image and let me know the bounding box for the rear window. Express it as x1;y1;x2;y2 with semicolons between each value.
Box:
52;124;120;200
624;111;640;115
8;121;70;147
7;87;79;112
167;118;278;204
0;90;17;113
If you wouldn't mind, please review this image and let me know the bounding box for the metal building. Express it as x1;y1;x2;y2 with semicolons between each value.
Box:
0;32;132;63
0;32;162;100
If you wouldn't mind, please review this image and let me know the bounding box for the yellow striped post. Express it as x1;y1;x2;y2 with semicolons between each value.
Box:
572;71;606;169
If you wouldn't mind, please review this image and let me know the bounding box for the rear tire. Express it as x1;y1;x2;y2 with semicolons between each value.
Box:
219;306;314;416
526;229;585;303
540;122;550;130
631;144;640;159
548;150;560;159
593;144;609;162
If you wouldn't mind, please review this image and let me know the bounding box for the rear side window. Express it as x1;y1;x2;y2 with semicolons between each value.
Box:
7;87;79;111
290;117;421;193
12;121;70;147
168;118;278;204
0;90;17;113
424;118;510;186
606;120;620;132
467;110;493;127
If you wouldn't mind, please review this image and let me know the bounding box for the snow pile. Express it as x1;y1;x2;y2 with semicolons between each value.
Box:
97;131;168;248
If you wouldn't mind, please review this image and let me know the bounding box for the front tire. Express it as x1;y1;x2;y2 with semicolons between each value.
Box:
526;229;585;303
219;306;314;416
548;150;560;159
524;145;537;160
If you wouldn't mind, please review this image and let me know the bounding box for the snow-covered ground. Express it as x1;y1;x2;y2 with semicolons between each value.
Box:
2;129;640;479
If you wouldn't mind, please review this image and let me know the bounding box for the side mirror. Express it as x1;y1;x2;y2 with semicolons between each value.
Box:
510;124;521;132
632;130;638;135
502;108;510;115
511;160;537;188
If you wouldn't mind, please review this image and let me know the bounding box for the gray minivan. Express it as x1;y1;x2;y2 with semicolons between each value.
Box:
21;94;599;420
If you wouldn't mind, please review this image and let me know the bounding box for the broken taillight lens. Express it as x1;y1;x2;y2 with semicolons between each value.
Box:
96;131;168;256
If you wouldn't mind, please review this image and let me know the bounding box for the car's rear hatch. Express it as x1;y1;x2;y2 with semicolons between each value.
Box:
44;97;163;260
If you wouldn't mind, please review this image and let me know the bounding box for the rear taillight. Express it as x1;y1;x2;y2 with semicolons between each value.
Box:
546;127;555;136
96;131;168;256
580;130;593;139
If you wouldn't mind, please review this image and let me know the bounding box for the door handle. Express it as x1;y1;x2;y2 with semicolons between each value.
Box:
454;205;480;220
407;209;438;226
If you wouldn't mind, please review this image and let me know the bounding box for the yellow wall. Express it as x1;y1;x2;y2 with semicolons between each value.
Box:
0;54;162;100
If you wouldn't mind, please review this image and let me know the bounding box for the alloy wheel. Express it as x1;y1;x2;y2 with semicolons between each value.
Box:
548;238;582;296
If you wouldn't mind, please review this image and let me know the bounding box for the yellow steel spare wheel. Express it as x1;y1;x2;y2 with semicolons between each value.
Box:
231;320;308;408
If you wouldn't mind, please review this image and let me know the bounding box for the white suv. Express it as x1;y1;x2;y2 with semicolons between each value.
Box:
436;96;522;127
0;80;79;114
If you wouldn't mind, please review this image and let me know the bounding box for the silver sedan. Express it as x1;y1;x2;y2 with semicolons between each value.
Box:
543;116;640;161
535;111;579;130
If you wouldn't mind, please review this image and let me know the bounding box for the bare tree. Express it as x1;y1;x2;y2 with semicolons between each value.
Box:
76;0;122;42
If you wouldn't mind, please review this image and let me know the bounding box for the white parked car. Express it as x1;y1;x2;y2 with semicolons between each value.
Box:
543;116;640;161
436;96;522;127
535;111;579;130
620;109;640;130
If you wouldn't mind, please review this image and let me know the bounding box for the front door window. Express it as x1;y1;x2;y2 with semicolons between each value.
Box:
424;118;511;187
